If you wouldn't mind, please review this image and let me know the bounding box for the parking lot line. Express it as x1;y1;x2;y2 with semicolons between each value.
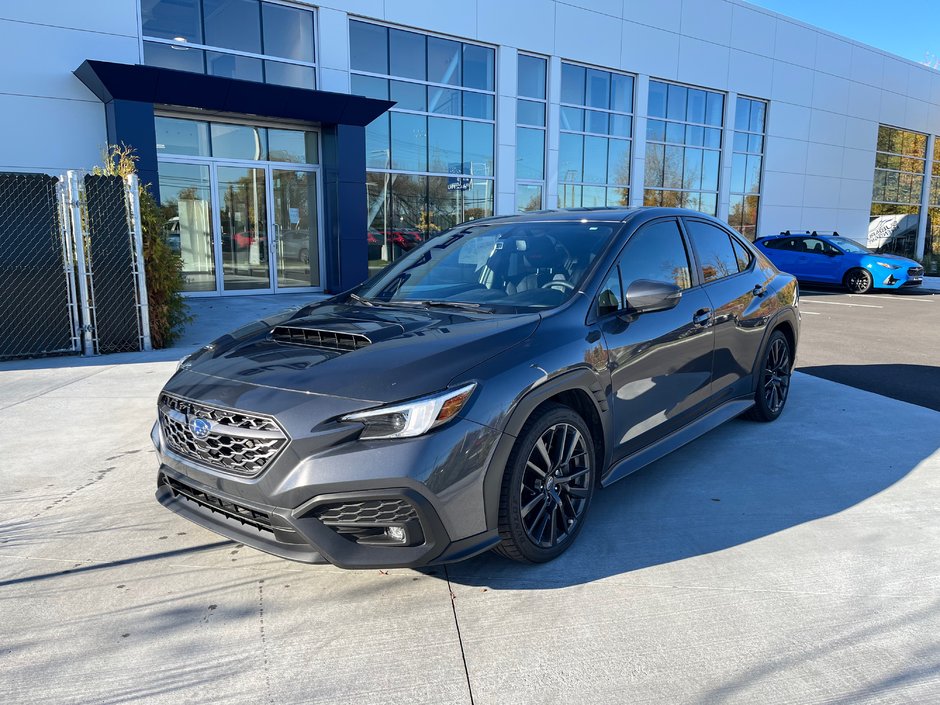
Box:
800;311;821;315
801;300;882;309
848;293;934;303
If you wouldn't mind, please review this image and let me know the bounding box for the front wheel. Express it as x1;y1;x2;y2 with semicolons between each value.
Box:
745;330;793;422
844;268;873;293
494;404;596;563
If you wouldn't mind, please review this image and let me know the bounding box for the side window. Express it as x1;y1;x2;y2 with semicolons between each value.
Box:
730;236;752;272
597;267;623;316
684;219;740;282
804;237;828;254
619;219;693;292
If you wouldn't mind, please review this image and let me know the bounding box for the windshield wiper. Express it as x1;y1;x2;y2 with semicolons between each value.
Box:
348;292;374;307
418;300;496;313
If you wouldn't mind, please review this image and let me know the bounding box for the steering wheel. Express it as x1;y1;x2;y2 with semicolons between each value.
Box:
541;280;575;292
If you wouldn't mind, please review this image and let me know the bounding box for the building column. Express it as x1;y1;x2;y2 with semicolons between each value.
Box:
629;74;649;208
321;123;367;292
317;8;350;93
545;56;562;209
717;91;738;222
496;46;517;215
916;133;935;261
104;99;158;199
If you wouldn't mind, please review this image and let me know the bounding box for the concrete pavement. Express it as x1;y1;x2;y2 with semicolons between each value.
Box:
2;341;939;703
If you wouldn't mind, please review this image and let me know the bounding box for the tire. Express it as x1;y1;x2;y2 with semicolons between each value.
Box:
493;404;596;563
745;330;793;423
844;267;873;294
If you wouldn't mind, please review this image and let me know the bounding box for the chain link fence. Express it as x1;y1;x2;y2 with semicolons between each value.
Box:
0;170;151;360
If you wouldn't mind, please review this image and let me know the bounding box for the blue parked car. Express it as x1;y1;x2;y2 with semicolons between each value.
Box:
754;231;924;293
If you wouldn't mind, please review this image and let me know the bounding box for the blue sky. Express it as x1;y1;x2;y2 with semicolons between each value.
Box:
747;0;940;66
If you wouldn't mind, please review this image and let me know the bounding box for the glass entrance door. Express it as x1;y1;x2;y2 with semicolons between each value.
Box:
217;165;270;291
272;168;320;289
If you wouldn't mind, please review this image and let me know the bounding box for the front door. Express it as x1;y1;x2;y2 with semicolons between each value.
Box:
216;164;270;292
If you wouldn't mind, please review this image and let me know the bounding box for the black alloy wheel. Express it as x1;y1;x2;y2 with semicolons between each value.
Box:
746;330;792;422
495;404;595;563
845;268;873;294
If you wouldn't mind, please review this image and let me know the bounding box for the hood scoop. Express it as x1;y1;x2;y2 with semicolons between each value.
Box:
271;325;372;351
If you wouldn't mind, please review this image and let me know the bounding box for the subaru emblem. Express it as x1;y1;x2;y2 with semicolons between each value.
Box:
189;417;211;440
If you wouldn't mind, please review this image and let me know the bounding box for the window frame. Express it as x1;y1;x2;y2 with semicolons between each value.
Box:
516;51;549;212
681;216;754;284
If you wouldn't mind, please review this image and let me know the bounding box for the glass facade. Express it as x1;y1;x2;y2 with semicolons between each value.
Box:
925;140;940;274
644;80;723;215
349;20;496;275
558;62;634;208
155;116;321;293
516;54;547;212
141;0;316;89
729;97;766;240
868;125;927;258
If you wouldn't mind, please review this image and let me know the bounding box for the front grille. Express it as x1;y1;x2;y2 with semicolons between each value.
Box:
161;474;274;534
312;499;419;526
158;393;288;476
908;266;924;277
271;325;371;351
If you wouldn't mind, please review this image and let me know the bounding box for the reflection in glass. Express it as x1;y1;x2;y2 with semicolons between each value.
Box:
390;28;426;80
264;61;315;89
351;74;388;100
268;129;318;164
428;87;460;115
559;133;583;182
463;44;494;90
391;113;427;171
518;54;546;99
561;63;585;104
218;166;269;290
463;121;494;175
366;172;427;275
391;81;427;111
158;162;215;292
428;37;461;85
517;100;546;127
585;69;610;109
273;169;319;287
428;117;462;173
210;123;267;160
366;113;391;169
203;0;261;54
607;139;630;185
262;2;314;61
462;92;494;120
583;136;608;184
516;127;544;180
207;51;263;82
517;183;542;212
144;41;205;73
142;0;203;42
350;21;388;74
156;117;210;157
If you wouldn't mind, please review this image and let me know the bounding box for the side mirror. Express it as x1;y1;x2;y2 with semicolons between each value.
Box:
625;279;683;314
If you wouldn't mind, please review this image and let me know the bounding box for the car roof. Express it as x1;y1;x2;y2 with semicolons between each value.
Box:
467;206;725;226
757;230;842;241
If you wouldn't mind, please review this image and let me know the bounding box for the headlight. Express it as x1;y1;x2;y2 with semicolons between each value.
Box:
176;354;192;372
875;261;900;270
341;383;477;440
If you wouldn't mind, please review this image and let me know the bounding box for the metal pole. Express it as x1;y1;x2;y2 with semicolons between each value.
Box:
126;173;152;351
57;177;82;354
67;171;96;356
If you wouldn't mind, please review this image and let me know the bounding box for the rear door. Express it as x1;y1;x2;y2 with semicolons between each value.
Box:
682;218;771;403
800;236;843;283
598;217;715;461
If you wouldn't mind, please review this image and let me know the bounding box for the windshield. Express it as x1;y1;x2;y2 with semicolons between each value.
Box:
356;220;620;313
829;237;872;254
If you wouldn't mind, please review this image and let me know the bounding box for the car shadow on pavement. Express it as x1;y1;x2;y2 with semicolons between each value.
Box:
798;363;940;413
443;377;938;590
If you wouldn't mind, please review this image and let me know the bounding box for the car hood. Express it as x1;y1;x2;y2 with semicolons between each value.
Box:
866;253;920;267
174;301;541;403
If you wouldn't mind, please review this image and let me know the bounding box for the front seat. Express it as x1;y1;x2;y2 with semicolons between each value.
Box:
509;236;568;294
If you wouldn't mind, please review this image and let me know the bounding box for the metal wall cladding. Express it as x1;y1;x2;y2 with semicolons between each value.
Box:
0;173;74;359
84;174;140;354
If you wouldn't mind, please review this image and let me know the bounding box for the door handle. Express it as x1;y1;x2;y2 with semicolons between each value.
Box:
752;284;766;297
692;308;712;326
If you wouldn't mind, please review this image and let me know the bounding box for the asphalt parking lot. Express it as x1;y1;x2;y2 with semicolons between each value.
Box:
1;291;939;704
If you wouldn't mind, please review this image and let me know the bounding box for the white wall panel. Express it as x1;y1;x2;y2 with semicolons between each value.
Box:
728;50;773;98
677;37;730;91
808;109;847;147
882;57;910;97
729;5;775;58
0;0;137;38
477;0;554;53
805;143;844;178
811;73;849;114
679;0;732;46
383;0;478;40
621;22;679;80
802;175;841;209
554;3;621;69
771;61;814;106
838;178;873;210
623;0;682;33
840;148;876;181
774;21;816;69
766;102;811;141
764;136;808;175
849;45;884;85
814;34;852;78
847;81;881;122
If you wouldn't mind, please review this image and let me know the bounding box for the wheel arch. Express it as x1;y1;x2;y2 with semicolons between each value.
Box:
750;309;799;391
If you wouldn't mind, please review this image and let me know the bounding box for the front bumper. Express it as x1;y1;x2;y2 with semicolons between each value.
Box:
875;266;924;289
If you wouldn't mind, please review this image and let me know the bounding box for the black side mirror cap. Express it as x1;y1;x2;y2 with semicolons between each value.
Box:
625;279;683;314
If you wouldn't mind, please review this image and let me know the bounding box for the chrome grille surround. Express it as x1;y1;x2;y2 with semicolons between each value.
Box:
158;393;288;476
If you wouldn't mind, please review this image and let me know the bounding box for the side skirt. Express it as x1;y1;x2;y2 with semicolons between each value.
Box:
601;398;755;487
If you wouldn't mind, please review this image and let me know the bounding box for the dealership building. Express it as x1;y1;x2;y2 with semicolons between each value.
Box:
3;0;940;296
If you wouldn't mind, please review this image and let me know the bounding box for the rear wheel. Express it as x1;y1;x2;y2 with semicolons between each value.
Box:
494;404;595;563
844;268;873;293
745;330;792;422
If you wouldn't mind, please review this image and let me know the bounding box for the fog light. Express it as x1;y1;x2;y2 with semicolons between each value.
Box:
386;526;406;543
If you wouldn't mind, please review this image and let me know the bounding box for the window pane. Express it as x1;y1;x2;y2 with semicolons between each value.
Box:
559;183;581;208
702;150;720;192
144;41;205;73
645;143;665;187
262;3;314;61
155;116;210;156
585;69;610;109
664;146;683;188
141;0;202;42
735;99;750;131
729;194;745;229
157;162;215;292
607;139;630;185
210;122;267;160
686;124;704;147
207;51;263;81
351;74;388;99
666;122;684;145
666;84;687;121
745;155;762;194
365;113;390;169
516;183;543;212
390;28;426;80
268;128;318;164
610;114;631;137
516;126;544;180
685;219;737;281
463;120;494;175
350;21;388;74
648;81;667;118
586;110;609;134
582;185;606;207
597;266;623;315
611;74;634;113
391;113;427;171
620;219;691;290
203;0;261;53
391;80;427;111
748;133;763;153
428;37;461;85
428;86;460;115
561;63;585;105
607;186;629;207
518;54;546;99
561;107;584;131
686;89;706;124
264;61;315;89
517;99;546;127
559;133;584;182
428;117;462;173
706;92;724;126
683;148;703;190
705;128;722;149
388;173;427;242
731;153;747;194
733;132;748;152
749;100;766;132
583;136;608;184
646;119;665;142
462;91;494;119
462;44;494;90
462;179;494;222
730;235;752;269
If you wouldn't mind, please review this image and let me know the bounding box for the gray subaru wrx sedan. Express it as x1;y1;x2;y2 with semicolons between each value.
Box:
153;207;799;568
